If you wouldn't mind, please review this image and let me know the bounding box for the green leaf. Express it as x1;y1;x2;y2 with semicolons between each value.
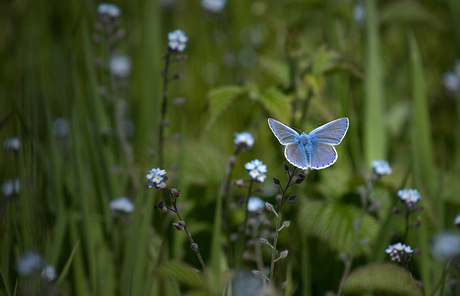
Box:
156;262;207;290
299;199;378;254
206;85;245;130
343;263;423;296
311;46;341;76
258;56;290;87
380;1;442;29
258;87;292;123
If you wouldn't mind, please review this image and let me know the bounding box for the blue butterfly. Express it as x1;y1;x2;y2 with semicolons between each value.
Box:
268;118;349;170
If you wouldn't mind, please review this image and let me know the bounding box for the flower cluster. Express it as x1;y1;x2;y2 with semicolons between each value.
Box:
109;196;135;215
97;2;121;18
398;189;421;209
442;60;460;93
168;29;188;52
371;160;392;176
3;137;20;151
234;131;254;150
146;168;167;189
201;0;227;13
386;243;413;263
245;159;267;182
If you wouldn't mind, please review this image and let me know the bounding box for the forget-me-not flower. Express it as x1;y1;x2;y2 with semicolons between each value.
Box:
4;137;20;151
431;231;460;263
97;3;121;18
168;29;188;52
146;168;167;189
52;118;70;137
110;55;132;78
245;159;267;183
234;131;254;150
41;265;57;282
15;252;44;276
201;0;227;13
371;160;392;176
386;242;413;263
110;196;135;214
454;214;460;227
1;178;20;196
442;60;460;93
247;196;265;212
398;188;421;209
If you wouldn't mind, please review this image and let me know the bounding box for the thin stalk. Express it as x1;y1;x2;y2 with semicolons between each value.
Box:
158;51;171;168
236;179;254;267
269;168;296;281
166;190;207;272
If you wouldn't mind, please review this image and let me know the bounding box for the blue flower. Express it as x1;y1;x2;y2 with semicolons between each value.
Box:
110;55;132;78
455;214;460;227
385;243;413;262
201;0;227;13
431;231;460;262
1;178;20;196
97;3;121;18
371;160;392;176
168;29;188;52
41;265;57;282
3;137;20;151
245;159;267;183
234;131;254;150
247;196;265;212
15;252;44;276
146;168;167;189
398;189;421;203
110;196;135;214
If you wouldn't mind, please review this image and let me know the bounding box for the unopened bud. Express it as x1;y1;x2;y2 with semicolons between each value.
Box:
176;54;187;62
159;181;167;189
283;220;291;228
413;217;421;228
295;177;305;184
265;202;274;211
173;97;186;106
280;281;288;289
391;206;401;214
273;177;280;185
283;163;289;172
171;188;181;197
174;71;184;80
155;201;165;210
280;249;289;258
172;223;183;230
234;179;244;187
191;243;199;251
288;194;298;202
260;238;268;245
178;220;186;228
252;270;263;278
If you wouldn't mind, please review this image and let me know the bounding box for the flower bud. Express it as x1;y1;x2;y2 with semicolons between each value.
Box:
265;202;274;211
178;220;185;228
260;238;268;245
252;270;263;278
171;188;181;197
191;243;199;251
273;177;280;185
391;206;401;214
234;179;244;187
172;223;183;230
283;163;289;172
283;220;291;228
280;281;288;289
280;249;289;258
288;194;298;202
295;177;305;184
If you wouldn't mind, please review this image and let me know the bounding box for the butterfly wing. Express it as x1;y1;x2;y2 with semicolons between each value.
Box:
309;142;338;169
285;142;309;170
268;118;298;145
308;117;349;145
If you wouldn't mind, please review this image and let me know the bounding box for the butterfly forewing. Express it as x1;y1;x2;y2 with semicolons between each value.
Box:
268;119;298;145
309;142;338;169
285;143;309;169
309;118;349;145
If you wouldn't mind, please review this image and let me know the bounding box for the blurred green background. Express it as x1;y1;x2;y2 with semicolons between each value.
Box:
1;0;460;295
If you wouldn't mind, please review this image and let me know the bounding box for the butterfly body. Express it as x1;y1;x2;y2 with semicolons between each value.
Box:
268;118;349;170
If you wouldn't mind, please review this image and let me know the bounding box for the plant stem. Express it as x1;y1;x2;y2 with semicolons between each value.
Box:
158;51;171;168
269;167;296;281
166;190;207;271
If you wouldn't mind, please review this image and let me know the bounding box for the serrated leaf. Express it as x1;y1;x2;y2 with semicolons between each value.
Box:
258;56;290;87
206;85;245;130
299;199;378;254
380;1;442;29
311;47;341;76
156;262;207;290
258;87;291;123
343;263;423;296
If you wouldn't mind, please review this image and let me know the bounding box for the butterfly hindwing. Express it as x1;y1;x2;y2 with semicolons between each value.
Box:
309;118;349;145
309;141;338;169
268;118;298;145
284;143;309;169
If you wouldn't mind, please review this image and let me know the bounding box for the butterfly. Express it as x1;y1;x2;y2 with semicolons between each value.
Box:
268;118;349;170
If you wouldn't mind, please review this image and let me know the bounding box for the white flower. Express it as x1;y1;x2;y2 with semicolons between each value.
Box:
443;72;460;93
4;137;20;151
1;178;20;196
234;132;254;149
110;196;135;214
431;231;460;262
245;160;267;183
97;3;121;18
41;265;57;282
146;168;167;189
371;160;392;176
247;196;265;212
53;118;70;137
110;55;132;78
16;252;44;276
201;0;227;13
454;214;460;226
